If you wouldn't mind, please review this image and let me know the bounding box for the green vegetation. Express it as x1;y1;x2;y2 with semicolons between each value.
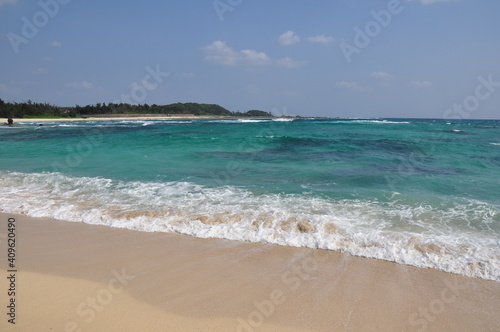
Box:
237;110;274;117
0;98;273;118
0;99;77;118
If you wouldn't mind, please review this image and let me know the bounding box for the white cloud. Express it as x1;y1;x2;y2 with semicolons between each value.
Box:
33;68;48;74
369;71;393;79
50;41;62;47
240;49;272;66
306;35;335;45
203;41;239;65
202;41;305;68
66;81;93;89
276;57;306;68
412;81;432;87
0;0;18;8
335;81;360;89
278;31;300;46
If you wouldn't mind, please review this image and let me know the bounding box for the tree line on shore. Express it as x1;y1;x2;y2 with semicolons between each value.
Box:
0;99;273;118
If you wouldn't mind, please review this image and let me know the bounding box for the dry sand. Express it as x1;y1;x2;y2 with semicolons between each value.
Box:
0;212;499;331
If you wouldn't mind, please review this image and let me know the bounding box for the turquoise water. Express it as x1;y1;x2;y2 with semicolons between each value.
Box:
1;118;499;280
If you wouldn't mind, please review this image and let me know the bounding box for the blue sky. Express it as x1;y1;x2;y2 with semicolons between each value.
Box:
1;0;499;119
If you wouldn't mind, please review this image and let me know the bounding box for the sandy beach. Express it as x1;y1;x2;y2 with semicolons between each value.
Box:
0;212;498;331
4;116;272;123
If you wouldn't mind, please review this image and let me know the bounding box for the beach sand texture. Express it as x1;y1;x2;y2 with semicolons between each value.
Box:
1;213;499;331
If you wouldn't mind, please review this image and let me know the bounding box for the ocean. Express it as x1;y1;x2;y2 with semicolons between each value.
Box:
1;118;499;280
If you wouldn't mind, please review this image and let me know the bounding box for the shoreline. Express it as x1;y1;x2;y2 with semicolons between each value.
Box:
1;212;499;331
4;116;280;122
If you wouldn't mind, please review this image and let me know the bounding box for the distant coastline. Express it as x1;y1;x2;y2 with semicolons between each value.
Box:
0;99;279;119
6;115;283;122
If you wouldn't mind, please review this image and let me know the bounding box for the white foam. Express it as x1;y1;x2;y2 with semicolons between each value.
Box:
355;120;411;124
272;118;295;122
58;124;82;127
237;119;271;123
163;120;193;124
0;171;498;281
332;120;411;124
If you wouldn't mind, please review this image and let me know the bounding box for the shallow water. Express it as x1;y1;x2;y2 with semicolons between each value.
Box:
1;118;499;280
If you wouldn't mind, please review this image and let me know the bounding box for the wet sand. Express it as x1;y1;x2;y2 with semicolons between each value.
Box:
0;212;499;331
